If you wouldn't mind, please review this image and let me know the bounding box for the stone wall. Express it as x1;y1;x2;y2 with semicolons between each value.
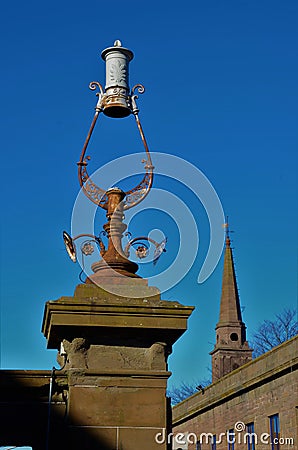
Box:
172;336;298;449
0;370;67;449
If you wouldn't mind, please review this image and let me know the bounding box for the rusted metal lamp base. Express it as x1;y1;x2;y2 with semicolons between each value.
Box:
87;187;140;283
87;259;140;285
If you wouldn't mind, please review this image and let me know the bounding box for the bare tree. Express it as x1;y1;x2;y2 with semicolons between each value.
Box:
251;308;297;357
167;379;211;406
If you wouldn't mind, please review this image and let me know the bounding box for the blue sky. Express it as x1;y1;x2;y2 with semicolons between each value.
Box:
0;0;297;388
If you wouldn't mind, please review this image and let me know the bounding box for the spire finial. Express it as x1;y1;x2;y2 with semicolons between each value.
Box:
223;216;231;247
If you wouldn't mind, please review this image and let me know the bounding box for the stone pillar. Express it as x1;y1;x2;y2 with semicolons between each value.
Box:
42;279;193;449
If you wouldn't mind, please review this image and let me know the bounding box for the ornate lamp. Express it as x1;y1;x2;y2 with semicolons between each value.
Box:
64;40;166;282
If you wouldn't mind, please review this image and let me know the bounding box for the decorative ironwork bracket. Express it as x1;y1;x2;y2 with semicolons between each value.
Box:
77;81;154;210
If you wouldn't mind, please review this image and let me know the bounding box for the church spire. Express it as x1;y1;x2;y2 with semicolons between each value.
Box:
218;222;243;325
210;220;252;382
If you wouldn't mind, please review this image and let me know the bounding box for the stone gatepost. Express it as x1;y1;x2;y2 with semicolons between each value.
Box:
42;278;193;449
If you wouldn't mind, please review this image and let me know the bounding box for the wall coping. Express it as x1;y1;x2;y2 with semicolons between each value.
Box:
173;335;298;425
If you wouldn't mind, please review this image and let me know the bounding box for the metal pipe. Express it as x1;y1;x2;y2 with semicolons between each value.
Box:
45;355;67;450
45;367;55;450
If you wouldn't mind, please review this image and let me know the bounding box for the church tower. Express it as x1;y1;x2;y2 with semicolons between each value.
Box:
210;224;252;382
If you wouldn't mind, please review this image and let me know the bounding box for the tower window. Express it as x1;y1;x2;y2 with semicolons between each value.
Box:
230;333;238;341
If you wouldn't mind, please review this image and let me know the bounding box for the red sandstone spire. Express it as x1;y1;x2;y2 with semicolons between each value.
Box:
218;230;243;325
210;221;252;382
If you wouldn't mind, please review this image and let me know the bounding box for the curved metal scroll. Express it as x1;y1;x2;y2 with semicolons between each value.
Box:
77;82;154;211
124;236;167;265
77;81;109;209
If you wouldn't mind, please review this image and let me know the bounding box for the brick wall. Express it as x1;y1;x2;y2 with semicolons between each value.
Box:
172;336;298;450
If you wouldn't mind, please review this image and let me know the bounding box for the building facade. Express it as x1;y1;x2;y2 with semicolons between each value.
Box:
172;336;297;450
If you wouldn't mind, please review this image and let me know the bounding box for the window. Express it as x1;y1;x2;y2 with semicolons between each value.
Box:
227;429;235;450
0;447;33;449
246;422;256;450
230;333;238;341
269;414;280;450
211;435;216;450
